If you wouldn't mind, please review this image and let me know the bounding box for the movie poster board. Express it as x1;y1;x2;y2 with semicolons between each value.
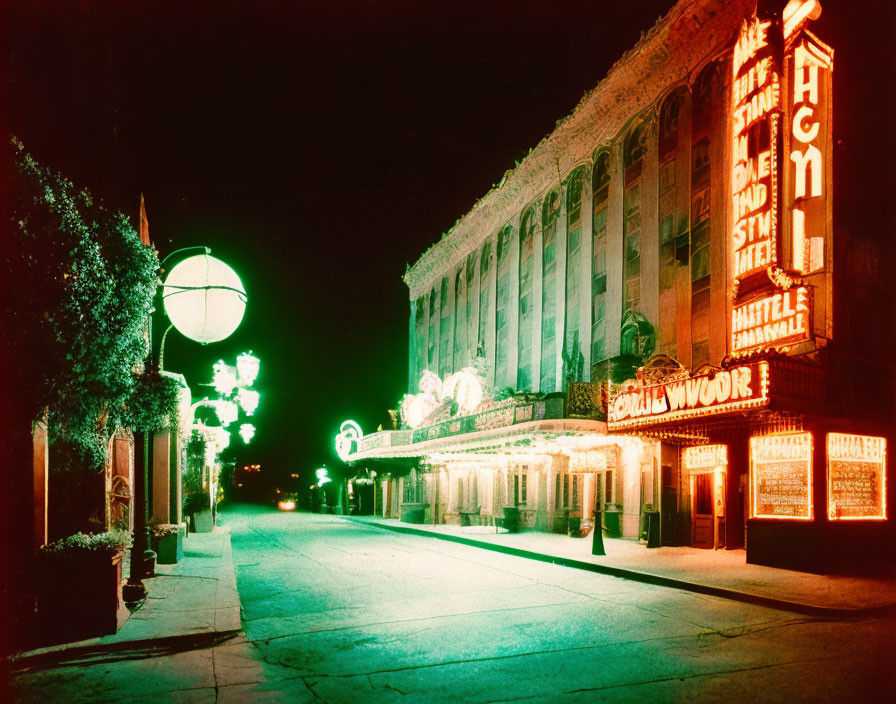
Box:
827;434;887;520
750;432;813;520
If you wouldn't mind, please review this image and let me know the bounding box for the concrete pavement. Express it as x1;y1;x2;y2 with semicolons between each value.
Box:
8;527;242;669
7;506;896;702
343;515;896;616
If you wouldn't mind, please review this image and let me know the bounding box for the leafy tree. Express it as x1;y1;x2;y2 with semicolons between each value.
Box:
6;138;173;471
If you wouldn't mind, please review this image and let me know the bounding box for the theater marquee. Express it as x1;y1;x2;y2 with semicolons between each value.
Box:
607;362;769;430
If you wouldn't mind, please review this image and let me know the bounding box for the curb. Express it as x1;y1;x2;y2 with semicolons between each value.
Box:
342;516;896;619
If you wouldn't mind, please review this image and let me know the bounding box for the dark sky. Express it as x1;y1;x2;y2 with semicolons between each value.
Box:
4;0;894;480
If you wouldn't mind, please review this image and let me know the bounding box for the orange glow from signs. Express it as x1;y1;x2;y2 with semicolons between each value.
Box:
683;444;728;472
607;362;769;430
827;434;887;521
731;286;811;353
731;17;781;281
750;432;813;520
277;500;296;511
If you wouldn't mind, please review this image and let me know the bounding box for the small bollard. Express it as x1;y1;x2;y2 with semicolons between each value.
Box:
592;511;606;556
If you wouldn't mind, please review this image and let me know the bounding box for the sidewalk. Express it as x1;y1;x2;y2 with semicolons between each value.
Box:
344;515;896;617
9;527;242;667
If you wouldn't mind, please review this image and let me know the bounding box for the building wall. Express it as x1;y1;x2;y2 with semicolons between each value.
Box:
407;62;732;390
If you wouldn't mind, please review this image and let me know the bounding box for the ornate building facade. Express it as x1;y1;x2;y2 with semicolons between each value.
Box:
344;0;894;572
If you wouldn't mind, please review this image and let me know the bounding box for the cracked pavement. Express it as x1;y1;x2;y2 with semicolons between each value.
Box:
7;504;895;702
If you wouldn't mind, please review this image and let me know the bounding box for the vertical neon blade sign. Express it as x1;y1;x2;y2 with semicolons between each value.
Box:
730;16;781;284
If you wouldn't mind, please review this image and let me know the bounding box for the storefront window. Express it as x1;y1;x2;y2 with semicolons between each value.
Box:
827;434;887;520
750;433;813;520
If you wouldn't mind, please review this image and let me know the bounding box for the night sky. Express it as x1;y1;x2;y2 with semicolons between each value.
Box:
4;0;894;482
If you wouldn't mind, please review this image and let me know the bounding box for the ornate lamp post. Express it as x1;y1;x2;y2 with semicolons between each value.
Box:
123;250;247;603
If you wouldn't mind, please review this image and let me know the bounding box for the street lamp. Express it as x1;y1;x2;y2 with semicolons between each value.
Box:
124;248;247;604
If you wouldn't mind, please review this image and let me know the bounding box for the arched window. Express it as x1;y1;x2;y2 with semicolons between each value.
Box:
495;224;514;387
592;149;611;363
465;251;477;363
518;206;537;390
564;166;586;385
690;62;718;368
453;265;467;372
414;294;428;387
428;285;438;369
658;87;692;360
623;118;647;312
477;238;493;362
540;189;560;392
439;276;450;376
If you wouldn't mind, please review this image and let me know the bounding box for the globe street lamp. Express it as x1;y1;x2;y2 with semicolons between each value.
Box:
124;249;247;603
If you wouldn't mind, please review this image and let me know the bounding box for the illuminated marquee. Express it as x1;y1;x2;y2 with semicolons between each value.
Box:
750;432;813;520
731;16;781;281
731;286;811;353
683;445;728;474
607;362;769;430
827;433;887;520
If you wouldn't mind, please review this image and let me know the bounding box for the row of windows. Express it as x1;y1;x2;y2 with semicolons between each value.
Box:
413;61;721;389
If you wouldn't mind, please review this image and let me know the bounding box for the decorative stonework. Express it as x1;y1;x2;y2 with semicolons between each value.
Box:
404;0;754;300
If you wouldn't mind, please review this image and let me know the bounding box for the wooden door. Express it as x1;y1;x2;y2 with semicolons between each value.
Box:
691;473;713;548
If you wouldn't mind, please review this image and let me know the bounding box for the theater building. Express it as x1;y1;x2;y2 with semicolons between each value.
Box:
343;0;894;572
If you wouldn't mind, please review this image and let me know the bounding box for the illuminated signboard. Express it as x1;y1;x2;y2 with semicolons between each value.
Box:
607;362;769;430
731;286;812;353
827;433;887;520
683;445;728;474
788;35;832;275
731;16;781;281
750;432;813;520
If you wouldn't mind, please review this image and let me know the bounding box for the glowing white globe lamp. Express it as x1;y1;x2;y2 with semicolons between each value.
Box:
237;352;260;387
212;361;239;396
214;400;239;427
238;423;256;444
237;388;260;416
162;254;247;344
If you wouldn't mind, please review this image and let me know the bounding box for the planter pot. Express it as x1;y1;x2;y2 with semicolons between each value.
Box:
37;550;129;645
192;510;214;533
502;506;521;533
567;517;582;537
152;531;183;564
400;502;426;524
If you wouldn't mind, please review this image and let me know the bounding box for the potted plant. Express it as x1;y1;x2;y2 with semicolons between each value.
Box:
37;529;132;644
567;516;583;537
183;432;213;533
150;523;183;564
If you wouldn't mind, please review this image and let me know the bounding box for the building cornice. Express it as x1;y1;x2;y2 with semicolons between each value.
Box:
404;0;751;300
